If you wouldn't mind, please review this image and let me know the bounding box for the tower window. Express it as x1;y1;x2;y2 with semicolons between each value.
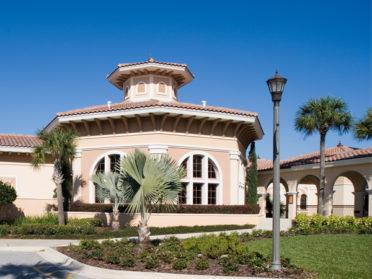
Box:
137;82;146;94
158;82;166;94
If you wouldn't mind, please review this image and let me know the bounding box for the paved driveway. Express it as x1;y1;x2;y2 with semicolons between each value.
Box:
0;251;89;279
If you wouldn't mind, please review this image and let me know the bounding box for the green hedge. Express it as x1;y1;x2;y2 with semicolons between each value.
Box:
0;223;96;236
292;214;372;234
70;202;260;214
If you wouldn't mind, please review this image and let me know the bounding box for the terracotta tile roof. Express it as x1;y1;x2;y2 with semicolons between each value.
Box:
57;99;258;118
257;145;372;171
107;60;192;79
0;134;41;148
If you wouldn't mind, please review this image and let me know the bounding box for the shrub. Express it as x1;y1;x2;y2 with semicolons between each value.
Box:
13;214;58;226
293;214;372;235
104;250;121;264
198;235;229;259
195;258;209;270
219;255;239;274
144;255;159;269
79;239;100;250
246;251;267;272
0;224;10;235
67;218;103;227
91;247;104;260
120;254;136;267
0;181;17;206
173;258;188;270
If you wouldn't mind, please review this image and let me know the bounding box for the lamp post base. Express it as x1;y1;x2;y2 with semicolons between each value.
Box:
270;262;282;271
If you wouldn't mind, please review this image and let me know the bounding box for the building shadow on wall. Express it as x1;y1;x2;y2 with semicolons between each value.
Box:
0;203;24;222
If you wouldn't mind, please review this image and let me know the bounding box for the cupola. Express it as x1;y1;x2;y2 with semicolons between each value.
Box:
107;57;194;102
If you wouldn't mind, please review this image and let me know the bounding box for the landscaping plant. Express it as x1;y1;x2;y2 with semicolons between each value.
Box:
91;171;125;230
32;127;77;225
119;149;185;247
0;181;17;206
245;141;258;205
295;96;351;216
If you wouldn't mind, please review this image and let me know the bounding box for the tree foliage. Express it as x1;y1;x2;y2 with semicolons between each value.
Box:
32;127;77;225
295;96;351;216
119;149;185;246
245;142;258;205
354;108;372;140
0;181;17;206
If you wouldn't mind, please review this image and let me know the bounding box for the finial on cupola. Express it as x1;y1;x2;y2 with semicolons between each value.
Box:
148;56;154;62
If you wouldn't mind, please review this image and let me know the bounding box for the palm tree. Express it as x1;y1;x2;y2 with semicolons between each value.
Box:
295;96;351;216
354;108;372;140
91;171;125;230
119;149;185;247
32;128;77;225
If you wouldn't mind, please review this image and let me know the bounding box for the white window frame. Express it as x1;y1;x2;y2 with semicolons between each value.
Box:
89;151;126;203
178;151;222;205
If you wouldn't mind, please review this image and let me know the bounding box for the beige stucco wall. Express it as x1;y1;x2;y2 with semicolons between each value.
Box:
0;157;56;216
66;211;264;228
74;132;244;205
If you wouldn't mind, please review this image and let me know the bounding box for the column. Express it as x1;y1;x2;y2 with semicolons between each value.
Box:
229;151;240;205
366;189;372;217
353;191;367;218
257;192;267;216
72;150;82;202
286;192;297;219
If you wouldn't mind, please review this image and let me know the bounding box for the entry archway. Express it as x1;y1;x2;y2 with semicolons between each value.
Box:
296;175;319;216
332;171;368;217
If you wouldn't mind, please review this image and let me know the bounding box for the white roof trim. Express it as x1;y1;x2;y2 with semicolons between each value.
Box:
0;146;33;153
45;106;264;138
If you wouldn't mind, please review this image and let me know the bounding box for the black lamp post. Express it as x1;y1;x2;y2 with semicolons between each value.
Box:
266;71;287;270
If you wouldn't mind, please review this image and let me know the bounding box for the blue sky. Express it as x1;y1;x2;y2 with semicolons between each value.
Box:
0;0;370;160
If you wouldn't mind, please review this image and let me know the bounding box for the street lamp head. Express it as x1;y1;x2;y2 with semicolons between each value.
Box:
267;71;287;102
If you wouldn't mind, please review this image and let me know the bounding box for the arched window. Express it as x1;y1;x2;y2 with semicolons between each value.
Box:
157;81;166;94
137;82;146;95
89;151;125;203
300;194;307;210
179;153;221;205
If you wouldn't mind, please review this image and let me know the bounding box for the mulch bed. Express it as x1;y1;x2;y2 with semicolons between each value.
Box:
58;246;317;278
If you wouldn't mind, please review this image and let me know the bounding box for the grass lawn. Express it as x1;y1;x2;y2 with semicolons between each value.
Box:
245;234;372;279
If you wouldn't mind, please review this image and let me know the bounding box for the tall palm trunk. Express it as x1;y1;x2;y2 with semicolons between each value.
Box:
318;133;326;216
138;209;150;248
53;159;65;225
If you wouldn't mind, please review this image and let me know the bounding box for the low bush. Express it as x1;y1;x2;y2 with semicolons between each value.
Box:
293;214;372;234
173;258;188;270
219;255;239;274
0;223;96;236
70;202;260;214
194;258;209;270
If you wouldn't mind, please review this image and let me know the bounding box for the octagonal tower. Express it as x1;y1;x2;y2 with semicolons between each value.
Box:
107;57;194;102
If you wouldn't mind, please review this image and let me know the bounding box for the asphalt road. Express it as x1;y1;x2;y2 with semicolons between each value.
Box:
0;251;89;279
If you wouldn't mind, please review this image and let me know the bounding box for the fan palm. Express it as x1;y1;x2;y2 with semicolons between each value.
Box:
32;128;77;225
119;149;185;247
354;108;372;140
91;171;125;230
295;96;351;216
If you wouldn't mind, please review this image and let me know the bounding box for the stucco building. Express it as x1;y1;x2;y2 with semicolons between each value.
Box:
258;144;372;218
0;58;264;216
